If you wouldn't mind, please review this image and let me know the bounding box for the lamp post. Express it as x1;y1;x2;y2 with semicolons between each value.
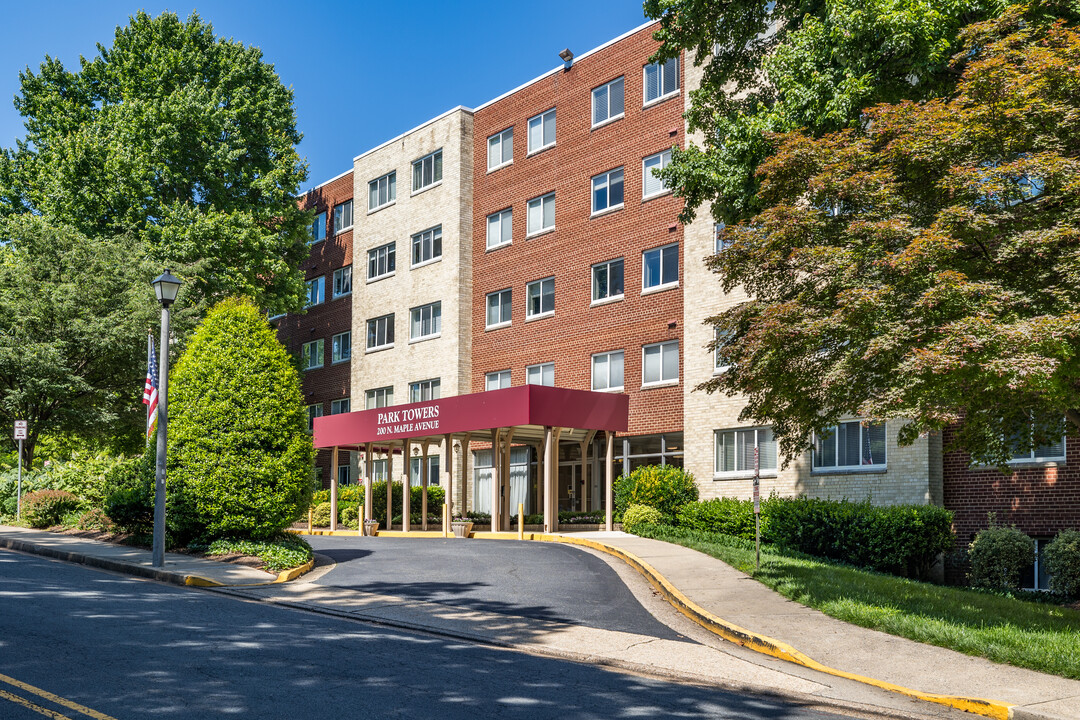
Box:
151;269;181;568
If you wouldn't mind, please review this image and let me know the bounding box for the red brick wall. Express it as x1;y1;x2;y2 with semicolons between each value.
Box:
471;25;684;437
941;424;1080;582
276;171;354;487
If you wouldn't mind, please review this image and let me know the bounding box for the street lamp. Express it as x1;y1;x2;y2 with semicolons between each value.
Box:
150;269;181;568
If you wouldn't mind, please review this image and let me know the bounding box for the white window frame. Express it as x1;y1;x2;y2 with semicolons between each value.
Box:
301;339;324;371
526;362;554;387
365;386;393;409
412;149;443;193
409;301;442;342
643;55;679;105
591;350;624;392
330;397;350;415
642;340;679;387
331;331;351;364
304;276;325;307
409;378;441;403
526;277;554;320
367;242;396;282
309;211;326;244
485;370;511;391
642;242;679;292
714;427;777;478
366;313;394;352
411;225;442;267
368;171;396;211
527;108;556;154
332;199;353;234
486;288;512;329
812;420;888;471
526;192;555;236
1008;424;1066;463
591;258;624;304
591;167;624;215
306;403;323;431
487;127;513;171
332;266;352;298
715;222;732;253
714;327;731;374
591;76;625;128
642;149;673;199
486;208;512;250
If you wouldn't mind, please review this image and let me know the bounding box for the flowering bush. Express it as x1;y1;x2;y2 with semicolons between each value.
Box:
22;489;81;528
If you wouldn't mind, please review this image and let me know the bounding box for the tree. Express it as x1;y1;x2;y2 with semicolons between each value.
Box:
1;11;310;315
0;216;160;466
701;7;1080;465
167;298;313;540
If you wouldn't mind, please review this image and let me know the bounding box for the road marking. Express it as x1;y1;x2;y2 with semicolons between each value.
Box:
0;688;74;719
0;674;117;720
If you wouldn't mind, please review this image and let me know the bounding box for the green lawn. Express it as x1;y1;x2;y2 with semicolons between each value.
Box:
636;525;1080;679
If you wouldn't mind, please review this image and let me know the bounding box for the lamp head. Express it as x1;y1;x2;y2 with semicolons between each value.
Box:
152;269;182;308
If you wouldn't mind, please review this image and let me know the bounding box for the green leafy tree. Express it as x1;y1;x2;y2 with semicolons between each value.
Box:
0;216;160;465
168;298;314;540
702;8;1080;465
1;11;310;315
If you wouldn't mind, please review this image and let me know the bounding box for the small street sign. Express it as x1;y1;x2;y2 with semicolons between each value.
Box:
14;420;27;440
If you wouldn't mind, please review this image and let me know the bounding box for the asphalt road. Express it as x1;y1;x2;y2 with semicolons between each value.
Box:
0;549;857;720
306;535;682;639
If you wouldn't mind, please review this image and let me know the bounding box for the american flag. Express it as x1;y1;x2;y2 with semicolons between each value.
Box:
143;334;158;440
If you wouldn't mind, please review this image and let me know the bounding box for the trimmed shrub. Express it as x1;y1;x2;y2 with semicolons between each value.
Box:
678;497;763;540
339;502;361;529
102;445;155;534
22;490;81;528
168;298;315;541
311;489;331;507
75;508;116;532
622;504;664;534
311;502;332;528
614;465;698;522
1045;529;1080;598
968;524;1035;591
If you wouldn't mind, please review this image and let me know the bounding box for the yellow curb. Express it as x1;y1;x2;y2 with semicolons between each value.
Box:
373;530;446;538
184;557;315;587
287;528;358;536
546;534;1014;720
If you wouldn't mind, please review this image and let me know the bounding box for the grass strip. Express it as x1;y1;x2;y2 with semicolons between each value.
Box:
635;524;1080;679
199;533;313;572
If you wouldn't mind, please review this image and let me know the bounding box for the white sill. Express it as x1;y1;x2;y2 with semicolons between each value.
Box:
1005;459;1066;467
591;114;625;131
590;204;624;219
366;273;395;284
641;380;679;390
713;472;778;481
526;143;555;158
307;238;325;246
408;334;441;344
410;256;442;270
713;366;731;376
334;225;353;236
590;295;624;308
526;227;555;239
525;311;554;323
365;344;394;354
367;201;396;215
641;281;679;296
810;466;888;475
642;189;673;202
486;241;512;252
593;386;624;393
487;160;513;174
332;358;350;366
332;292;352;300
485;321;511;331
643;90;680;110
410;180;443;197
268;313;286;321
303;365;323;372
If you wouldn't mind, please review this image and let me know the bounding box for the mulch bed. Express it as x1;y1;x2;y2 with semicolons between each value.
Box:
55;528;265;569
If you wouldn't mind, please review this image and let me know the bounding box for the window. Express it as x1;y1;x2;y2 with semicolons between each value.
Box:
371;458;388;481
366;314;394;351
618;433;684;473
715;222;732;253
526;277;554;319
410;301;441;341
487;127;513;170
643;243;678;290
592;77;625;126
486;288;512;328
412;149;443;192
527;108;556;153
644;55;679;104
410;455;442;487
331;397;350;415
591;350;624;391
592;168;624;214
592;258;624;302
715;427;777;476
333;200;353;234
643;341;679;386
331;331;351;364
306;403;323;431
487;208;512;249
333;266;352;298
1021;537;1053;591
526;362;554;386
643;149;672;198
304;277;325;307
411;225;442;266
527;192;555;235
714;327;732;373
813;420;887;470
337;463;351;485
301;339;324;370
367;242;396;281
309;211;326;243
365;386;393;409
368;171;396;210
410;378;441;403
1008;433;1065;462
486;370;511;391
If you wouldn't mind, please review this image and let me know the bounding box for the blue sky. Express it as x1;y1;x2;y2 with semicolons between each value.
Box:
1;1;651;189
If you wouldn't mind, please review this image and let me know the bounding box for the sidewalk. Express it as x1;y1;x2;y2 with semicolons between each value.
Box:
561;531;1080;720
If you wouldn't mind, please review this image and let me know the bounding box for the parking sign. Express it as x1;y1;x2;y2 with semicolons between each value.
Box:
14;420;27;440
